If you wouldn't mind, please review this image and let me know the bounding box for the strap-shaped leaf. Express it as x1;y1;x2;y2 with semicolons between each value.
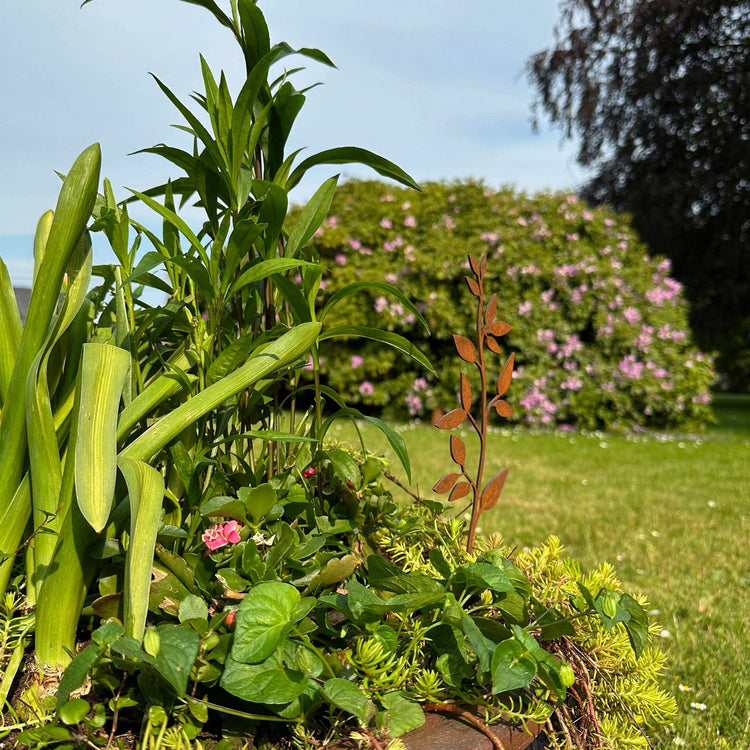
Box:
226;258;313;299
120;322;321;463
119;457;165;640
285;176;339;258
75;344;131;532
320;325;434;374
0;144;100;576
286;147;420;192
0;258;22;404
321;280;429;334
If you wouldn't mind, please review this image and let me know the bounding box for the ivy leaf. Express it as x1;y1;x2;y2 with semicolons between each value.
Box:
480;468;509;511
453;334;477;364
321;678;368;722
491;638;536;694
153;624;200;697
232;582;300;664
452;562;513;594
220;656;308;704
618;594;650;658
381;691;425;737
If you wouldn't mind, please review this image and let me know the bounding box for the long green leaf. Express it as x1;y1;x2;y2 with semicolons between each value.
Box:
120;322;320;463
226;258;313;299
0;144;100;591
128;189;210;270
284;176;338;258
117;348;194;442
319;325;435;374
27;235;94;587
119;457;164;640
0;258;22;405
321;280;429;333
0;477;31;596
75;344;131;533
286;147;420;192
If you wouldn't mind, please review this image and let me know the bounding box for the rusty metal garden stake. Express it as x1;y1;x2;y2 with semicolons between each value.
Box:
432;253;515;553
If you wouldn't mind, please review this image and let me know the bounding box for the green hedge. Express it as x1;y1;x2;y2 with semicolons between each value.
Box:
310;180;715;430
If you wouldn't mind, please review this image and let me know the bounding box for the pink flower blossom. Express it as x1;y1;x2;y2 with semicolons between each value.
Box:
358;381;374;396
518;301;533;316
351;355;364;368
401;201;411;210
379;218;393;229
348;239;362;250
692;391;711;405
374;297;389;314
303;467;316;478
335;253;347;265
623;307;641;324
202;521;242;551
380;194;395;202
405;392;423;416
404;215;418;227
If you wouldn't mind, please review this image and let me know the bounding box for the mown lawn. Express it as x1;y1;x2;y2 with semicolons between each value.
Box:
331;395;750;749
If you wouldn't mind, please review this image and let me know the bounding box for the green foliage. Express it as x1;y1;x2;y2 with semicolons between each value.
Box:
308;179;716;430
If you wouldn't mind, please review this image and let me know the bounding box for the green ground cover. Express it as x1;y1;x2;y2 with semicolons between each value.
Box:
331;396;750;748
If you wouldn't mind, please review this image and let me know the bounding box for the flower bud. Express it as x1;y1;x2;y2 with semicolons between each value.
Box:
601;591;619;619
559;663;576;687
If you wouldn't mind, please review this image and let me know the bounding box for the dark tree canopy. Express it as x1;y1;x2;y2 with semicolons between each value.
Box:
528;0;750;389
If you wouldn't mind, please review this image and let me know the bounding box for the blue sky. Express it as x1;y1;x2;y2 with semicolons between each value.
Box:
0;0;583;286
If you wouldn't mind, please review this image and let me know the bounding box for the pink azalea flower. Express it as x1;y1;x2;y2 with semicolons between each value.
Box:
351;355;364;368
379;218;393;229
359;381;374;396
404;215;418;227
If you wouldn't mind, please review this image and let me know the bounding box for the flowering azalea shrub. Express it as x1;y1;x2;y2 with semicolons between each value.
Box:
309;180;716;429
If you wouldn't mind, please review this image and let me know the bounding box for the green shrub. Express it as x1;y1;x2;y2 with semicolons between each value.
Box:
310;180;716;430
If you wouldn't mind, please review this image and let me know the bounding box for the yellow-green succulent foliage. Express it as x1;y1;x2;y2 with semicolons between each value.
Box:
375;513;676;749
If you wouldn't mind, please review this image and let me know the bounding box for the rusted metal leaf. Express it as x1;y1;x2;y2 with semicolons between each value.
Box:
453;334;477;364
487;320;512;337
460;373;472;411
496;353;515;397
435;408;467;430
433;472;461;494
450;435;466;466
465;276;480;296
448;481;471;502
480;468;509;510
480;255;487;274
484;294;497;326
486;336;502;354
495;400;513;418
469;254;480;275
